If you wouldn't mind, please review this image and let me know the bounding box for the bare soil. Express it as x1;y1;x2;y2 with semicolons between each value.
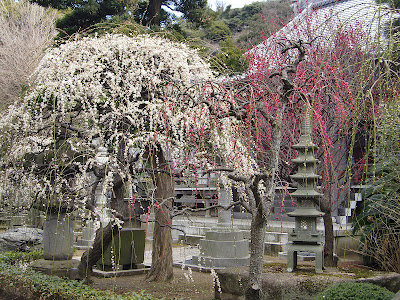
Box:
90;267;215;300
89;255;369;300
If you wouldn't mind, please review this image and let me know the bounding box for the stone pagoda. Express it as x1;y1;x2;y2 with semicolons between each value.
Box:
287;106;324;273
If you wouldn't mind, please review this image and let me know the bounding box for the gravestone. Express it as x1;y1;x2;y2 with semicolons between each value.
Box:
43;212;74;260
10;214;28;227
32;212;79;277
79;220;96;248
192;188;250;268
96;227;146;271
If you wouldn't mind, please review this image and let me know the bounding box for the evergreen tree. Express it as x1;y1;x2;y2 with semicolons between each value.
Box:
144;0;207;26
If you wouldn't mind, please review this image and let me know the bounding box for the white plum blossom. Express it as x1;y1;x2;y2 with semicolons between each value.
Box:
0;33;260;221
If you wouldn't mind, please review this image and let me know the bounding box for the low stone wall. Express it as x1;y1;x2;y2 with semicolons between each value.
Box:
215;267;400;300
334;231;361;256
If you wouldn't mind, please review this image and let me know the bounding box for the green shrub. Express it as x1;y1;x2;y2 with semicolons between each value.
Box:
314;282;394;300
211;38;248;75
353;101;400;273
0;249;43;265
0;251;154;299
206;21;231;41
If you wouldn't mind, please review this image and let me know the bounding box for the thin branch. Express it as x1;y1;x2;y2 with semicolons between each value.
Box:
134;217;187;237
202;167;234;175
171;200;243;217
227;173;250;183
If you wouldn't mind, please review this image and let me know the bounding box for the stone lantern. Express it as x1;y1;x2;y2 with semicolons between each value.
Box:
287;106;324;273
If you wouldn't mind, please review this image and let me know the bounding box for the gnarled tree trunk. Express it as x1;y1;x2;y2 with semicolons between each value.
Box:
322;209;336;267
245;210;267;299
318;123;349;268
78;221;120;282
146;146;174;282
78;176;126;282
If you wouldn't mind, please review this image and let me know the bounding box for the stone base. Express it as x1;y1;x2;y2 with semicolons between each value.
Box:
287;243;324;273
192;256;249;268
93;264;150;277
192;226;250;268
265;242;287;256
31;259;79;278
279;251;316;261
77;238;94;247
178;234;203;245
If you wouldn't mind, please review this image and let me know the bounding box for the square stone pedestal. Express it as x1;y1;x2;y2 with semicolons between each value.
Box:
31;259;80;278
287;243;324;273
192;227;249;268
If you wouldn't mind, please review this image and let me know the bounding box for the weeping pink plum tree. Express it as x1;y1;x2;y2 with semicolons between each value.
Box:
186;24;396;298
245;10;397;272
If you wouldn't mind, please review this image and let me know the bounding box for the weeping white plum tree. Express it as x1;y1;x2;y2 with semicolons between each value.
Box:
0;34;214;282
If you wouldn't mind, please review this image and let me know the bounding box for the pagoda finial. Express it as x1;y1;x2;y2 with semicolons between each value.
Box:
301;104;311;136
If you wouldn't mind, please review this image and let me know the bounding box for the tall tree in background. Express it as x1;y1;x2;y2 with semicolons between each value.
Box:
248;6;397;268
143;0;207;26
56;0;131;36
32;0;207;34
31;0;136;36
0;0;59;109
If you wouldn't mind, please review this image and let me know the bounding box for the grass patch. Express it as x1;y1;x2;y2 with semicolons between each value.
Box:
0;251;155;300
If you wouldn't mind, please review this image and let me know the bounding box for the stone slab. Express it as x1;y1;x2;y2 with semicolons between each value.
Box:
92;265;150;278
31;258;79;278
192;256;250;268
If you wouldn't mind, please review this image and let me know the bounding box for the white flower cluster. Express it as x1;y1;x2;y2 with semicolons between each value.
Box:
0;34;215;212
0;33;260;215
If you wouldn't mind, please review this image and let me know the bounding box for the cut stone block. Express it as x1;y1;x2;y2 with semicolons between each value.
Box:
96;228;145;270
43;213;74;260
31;258;79;278
264;242;288;256
79;221;96;247
192;226;249;268
265;231;288;243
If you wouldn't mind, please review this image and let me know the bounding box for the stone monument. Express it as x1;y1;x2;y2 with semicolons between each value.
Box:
79;220;96;248
43;212;74;260
287;106;325;273
32;212;79;277
192;187;249;268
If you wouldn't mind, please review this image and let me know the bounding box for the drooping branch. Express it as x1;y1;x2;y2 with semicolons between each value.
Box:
171;200;244;217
